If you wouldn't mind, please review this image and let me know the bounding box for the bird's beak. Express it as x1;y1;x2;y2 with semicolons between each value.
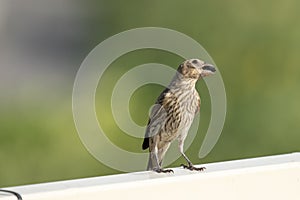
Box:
202;64;216;72
200;64;216;77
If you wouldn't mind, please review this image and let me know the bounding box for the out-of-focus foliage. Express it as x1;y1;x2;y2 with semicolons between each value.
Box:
0;0;300;187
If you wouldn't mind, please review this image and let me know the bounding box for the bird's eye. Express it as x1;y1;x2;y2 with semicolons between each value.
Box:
192;60;198;64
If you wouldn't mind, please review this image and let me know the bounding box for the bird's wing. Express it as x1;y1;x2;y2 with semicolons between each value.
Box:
195;94;201;115
142;88;170;150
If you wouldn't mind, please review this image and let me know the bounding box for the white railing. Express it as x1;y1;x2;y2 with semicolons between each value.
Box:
2;153;300;200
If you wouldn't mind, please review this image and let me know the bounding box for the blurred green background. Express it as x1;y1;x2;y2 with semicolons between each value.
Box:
1;0;300;187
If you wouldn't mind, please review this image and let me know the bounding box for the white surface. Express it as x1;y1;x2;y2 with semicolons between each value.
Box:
2;153;300;200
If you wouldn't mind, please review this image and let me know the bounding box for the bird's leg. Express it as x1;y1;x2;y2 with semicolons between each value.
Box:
151;146;173;173
154;168;174;173
180;158;206;171
178;140;206;171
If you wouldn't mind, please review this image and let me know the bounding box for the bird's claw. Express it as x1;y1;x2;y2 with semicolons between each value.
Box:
181;164;206;171
154;168;174;173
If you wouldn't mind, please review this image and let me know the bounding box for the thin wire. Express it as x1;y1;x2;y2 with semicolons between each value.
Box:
0;189;23;200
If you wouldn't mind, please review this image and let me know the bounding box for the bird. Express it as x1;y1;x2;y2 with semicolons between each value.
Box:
142;58;216;173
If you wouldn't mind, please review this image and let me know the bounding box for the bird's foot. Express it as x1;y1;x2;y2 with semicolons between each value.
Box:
181;164;206;171
154;168;174;173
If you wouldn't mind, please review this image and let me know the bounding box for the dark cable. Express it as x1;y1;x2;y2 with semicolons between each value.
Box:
0;189;23;200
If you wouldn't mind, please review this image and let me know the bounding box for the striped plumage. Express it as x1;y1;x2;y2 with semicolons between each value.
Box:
142;58;216;173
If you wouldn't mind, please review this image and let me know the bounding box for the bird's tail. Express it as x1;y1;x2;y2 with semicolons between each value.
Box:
147;148;168;171
146;155;153;170
147;153;164;171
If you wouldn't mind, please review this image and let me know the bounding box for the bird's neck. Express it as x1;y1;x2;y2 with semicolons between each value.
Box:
168;72;197;91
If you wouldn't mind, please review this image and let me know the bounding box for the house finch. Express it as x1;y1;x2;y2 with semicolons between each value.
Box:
142;59;216;173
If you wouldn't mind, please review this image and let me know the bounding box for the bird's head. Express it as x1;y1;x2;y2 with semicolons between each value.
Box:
177;59;216;79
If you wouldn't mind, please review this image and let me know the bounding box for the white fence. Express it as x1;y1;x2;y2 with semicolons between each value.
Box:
2;153;300;200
